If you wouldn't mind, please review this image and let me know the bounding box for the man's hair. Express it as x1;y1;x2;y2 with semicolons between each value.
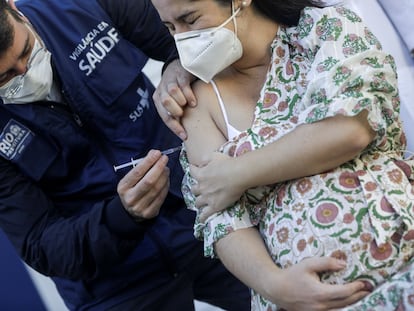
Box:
0;0;25;57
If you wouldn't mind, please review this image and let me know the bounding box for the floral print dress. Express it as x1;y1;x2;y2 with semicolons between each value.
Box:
180;5;414;311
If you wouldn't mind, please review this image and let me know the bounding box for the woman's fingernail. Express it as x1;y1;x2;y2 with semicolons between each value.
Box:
337;259;347;267
179;132;187;141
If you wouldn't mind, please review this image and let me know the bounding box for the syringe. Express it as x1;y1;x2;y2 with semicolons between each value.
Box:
113;146;182;172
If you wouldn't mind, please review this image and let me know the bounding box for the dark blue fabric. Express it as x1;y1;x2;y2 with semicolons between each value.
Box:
0;0;245;310
0;230;46;311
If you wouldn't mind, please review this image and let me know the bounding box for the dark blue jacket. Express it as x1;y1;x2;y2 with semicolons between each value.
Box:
0;0;202;309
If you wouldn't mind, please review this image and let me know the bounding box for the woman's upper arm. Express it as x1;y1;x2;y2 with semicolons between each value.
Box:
182;82;226;166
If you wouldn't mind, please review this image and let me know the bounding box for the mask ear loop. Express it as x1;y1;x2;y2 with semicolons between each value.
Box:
210;4;241;36
231;1;239;46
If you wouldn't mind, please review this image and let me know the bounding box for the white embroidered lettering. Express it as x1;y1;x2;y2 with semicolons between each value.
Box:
129;88;150;122
0;120;32;159
77;27;120;76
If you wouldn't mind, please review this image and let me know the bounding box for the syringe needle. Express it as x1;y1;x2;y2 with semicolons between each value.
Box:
161;146;182;156
113;146;182;172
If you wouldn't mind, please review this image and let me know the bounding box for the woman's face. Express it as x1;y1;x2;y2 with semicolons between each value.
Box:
152;0;234;36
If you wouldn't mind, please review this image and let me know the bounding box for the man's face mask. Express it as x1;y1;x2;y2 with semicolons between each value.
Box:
0;25;53;104
174;4;243;83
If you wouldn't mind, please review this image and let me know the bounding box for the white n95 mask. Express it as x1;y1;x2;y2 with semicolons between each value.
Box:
174;6;243;83
0;26;53;104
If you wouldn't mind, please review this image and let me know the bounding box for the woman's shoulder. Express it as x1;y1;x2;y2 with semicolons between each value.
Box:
290;4;379;52
188;80;217;115
183;79;222;128
296;5;365;37
301;4;362;21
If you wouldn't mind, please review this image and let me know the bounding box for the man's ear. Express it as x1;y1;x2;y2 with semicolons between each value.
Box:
8;0;29;23
8;0;18;11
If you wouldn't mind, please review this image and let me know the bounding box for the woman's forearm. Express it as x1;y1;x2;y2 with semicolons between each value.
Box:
215;228;370;311
215;227;282;300
235;112;375;190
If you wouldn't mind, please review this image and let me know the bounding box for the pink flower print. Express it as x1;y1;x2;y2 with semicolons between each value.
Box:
370;241;392;260
263;92;278;108
356;170;367;177
339;171;360;188
364;181;377;192
289;116;298;124
348;34;357;41
276;46;285;58
278;101;288;112
235;141;252;156
228;145;236;157
392;96;400;108
377;137;387;148
380;196;396;213
370;165;382;171
292;42;305;54
344;195;354;203
297;239;307;252
382;222;390;230
299;79;308;88
292;202;305;212
258;126;277;139
403;230;414;241
276;184;286;206
316;202;339;224
316;64;325;73
285;60;294;76
225;225;234;235
276;227;289;243
296;179;313;195
360;232;372;243
343;213;354;224
268;223;275;236
378;269;390;279
395;160;412;177
383;108;394;119
408;294;414;305
330;249;347;261
391;231;402;244
316;16;342;41
387;168;403;184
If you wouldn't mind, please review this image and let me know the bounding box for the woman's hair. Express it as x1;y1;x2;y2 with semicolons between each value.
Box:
217;0;325;26
0;0;25;57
